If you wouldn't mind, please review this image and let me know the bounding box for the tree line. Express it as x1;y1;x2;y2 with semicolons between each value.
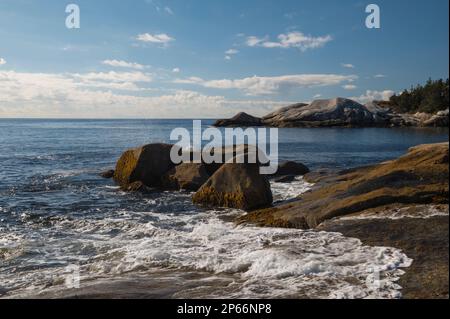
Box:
387;78;449;114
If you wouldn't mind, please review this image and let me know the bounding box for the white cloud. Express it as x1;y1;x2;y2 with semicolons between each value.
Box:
73;71;152;83
136;33;175;46
0;70;290;118
225;49;239;55
174;74;357;95
246;36;266;47
173;76;204;85
352;90;395;103
343;84;357;90
246;31;332;52
172;68;180;73
0;58;6;66
224;49;239;60
102;59;147;70
164;6;174;15
374;74;386;78
341;63;355;69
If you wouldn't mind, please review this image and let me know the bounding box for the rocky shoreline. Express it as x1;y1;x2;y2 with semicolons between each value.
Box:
100;141;449;299
213;98;449;128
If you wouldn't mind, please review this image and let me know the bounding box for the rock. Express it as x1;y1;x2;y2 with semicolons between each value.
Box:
318;208;449;299
100;170;115;179
123;181;153;193
213;112;262;127
215;98;449;128
193;162;273;211
272;175;297;183
262;103;308;125
423;108;449;127
262;98;376;127
113;143;178;189
275;161;310;176
238;142;449;228
161;163;210;191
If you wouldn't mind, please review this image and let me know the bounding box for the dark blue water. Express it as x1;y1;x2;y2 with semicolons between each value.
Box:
0;119;448;298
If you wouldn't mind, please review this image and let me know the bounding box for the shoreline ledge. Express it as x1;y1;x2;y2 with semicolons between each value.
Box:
237;142;449;228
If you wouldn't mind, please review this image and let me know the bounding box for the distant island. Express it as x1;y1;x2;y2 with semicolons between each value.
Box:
214;79;449;128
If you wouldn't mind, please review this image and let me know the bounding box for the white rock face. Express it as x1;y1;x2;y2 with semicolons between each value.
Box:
262;98;379;127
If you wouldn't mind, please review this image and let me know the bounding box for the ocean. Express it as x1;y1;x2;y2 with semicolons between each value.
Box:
0;119;448;299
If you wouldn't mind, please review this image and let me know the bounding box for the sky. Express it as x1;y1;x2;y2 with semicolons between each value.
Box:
0;0;448;118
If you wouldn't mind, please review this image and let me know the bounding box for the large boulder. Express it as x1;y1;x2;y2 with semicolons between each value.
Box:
193;162;273;211
113;143;178;189
239;143;449;228
161;163;210;191
213;112;262;127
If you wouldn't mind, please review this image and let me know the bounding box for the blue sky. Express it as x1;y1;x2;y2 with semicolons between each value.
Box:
0;0;448;118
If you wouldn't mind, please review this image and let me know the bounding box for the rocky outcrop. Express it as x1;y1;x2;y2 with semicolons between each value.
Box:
274;161;310;176
193;162;273;211
423;109;449;127
238;142;449;228
113;143;178;189
263;98;376;127
161;163;210;191
213;112;262;127
214;98;449;128
262;103;308;124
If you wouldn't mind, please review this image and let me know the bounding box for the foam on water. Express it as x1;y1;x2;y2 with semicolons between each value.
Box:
337;205;449;221
0;179;412;299
270;176;314;202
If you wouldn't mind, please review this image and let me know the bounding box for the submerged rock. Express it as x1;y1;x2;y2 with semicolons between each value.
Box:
100;169;115;179
239;142;449;228
161;163;210;192
113;143;178;189
193;162;273;211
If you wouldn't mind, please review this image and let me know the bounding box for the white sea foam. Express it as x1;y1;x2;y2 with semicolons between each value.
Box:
337;205;449;221
270;176;314;201
0;179;413;299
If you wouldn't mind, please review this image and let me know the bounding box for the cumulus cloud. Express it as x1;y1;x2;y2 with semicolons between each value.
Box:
343;84;357;90
225;49;239;55
102;59;147;70
0;70;290;118
174;74;357;95
172;68;180;73
224;49;239;60
352;90;395;103
0;58;6;66
341;63;355;69
72;71;152;83
246;31;332;52
374;74;386;78
136;33;175;46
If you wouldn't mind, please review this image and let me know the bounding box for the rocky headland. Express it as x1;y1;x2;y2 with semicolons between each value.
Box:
213;98;449;128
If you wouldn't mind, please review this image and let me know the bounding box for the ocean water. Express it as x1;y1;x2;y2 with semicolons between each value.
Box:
0;119;448;299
